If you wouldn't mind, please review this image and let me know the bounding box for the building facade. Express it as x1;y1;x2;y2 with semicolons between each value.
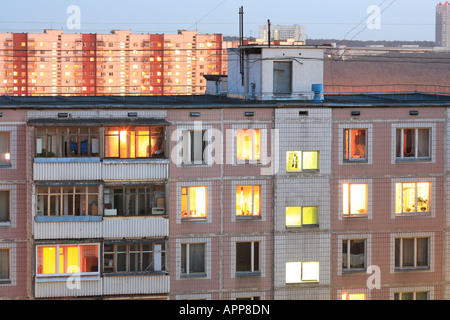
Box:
1;45;450;300
436;2;450;49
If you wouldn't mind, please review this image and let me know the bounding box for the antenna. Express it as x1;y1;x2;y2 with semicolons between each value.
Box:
267;19;271;47
239;6;244;86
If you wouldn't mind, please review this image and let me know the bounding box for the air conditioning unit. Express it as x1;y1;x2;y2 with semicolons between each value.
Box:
152;207;165;215
104;209;117;216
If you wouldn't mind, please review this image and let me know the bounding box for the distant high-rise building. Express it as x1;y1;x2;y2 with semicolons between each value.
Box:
258;24;306;43
436;2;450;49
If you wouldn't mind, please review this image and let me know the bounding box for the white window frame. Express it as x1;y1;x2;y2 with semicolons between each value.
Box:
394;237;430;270
285;261;319;283
395;181;431;215
395;128;431;160
180;242;206;276
343;128;368;162
235;241;260;274
286;151;320;172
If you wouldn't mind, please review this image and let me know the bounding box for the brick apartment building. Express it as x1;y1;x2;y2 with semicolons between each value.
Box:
0;44;449;300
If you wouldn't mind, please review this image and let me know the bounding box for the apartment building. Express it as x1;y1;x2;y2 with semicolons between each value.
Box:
0;29;223;96
1;44;450;300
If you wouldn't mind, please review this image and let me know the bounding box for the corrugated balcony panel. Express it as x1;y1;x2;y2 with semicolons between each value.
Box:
33;160;102;181
102;160;169;180
33;220;103;240
34;277;102;298
103;217;168;238
102;275;169;296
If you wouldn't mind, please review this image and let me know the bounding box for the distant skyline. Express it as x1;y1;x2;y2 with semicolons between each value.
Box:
1;0;439;41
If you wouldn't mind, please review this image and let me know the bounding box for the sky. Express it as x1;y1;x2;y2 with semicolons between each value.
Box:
0;0;440;41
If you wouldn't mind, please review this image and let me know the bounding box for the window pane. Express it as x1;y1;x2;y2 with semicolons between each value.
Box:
402;183;415;213
395;183;402;213
286;207;301;227
116;245;127;272
80;245;98;273
189;243;205;273
342;184;349;215
396;129;402;157
417;183;430;212
236;242;252;272
188;187;207;218
417;129;429;157
302;262;319;281
136;128;150;158
0;191;9;222
59;246;79;274
342;241;348;269
302;207;318;225
253;186;261;216
0;250;9;280
286;151;301;172
416;292;428;300
236;186;254;216
402;238;415;267
273;61;292;94
0;132;10;165
39;246;57;274
350;130;366;159
350;184;367;214
416;238;429;267
303;151;318;170
350;240;365;269
236;129;260;161
105;135;119;157
285;262;301;283
403;129;415;157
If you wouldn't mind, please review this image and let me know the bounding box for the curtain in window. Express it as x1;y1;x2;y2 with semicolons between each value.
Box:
417;129;430;157
189;244;205;273
416;238;429;267
402;238;415;267
0;250;9;280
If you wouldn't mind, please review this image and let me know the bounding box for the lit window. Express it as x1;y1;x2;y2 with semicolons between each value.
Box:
394;291;429;300
396;128;430;160
181;187;207;219
236;241;259;274
285;206;317;227
0;132;11;165
0;249;10;281
342;239;366;271
36;186;99;216
103;184;165;216
286;151;319;172
342;183;368;216
236;185;260;217
344;129;367;161
104;126;165;159
341;293;366;300
103;242;165;274
182;130;206;164
0;191;10;222
36;244;99;276
181;243;205;275
236;129;260;163
285;261;319;283
395;237;429;270
395;182;430;214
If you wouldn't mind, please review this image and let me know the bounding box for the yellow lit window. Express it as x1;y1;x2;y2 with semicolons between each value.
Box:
395;182;430;214
286;206;317;227
341;293;366;300
236;129;260;162
342;183;368;216
286;151;319;172
344;129;367;161
181;186;207;219
37;244;98;276
236;185;261;217
285;261;319;283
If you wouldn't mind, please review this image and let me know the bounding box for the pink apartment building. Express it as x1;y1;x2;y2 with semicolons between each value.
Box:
0;44;449;300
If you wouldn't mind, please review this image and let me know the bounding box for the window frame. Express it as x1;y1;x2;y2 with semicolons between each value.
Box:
236;129;261;164
395;128;431;161
0;190;10;223
0;131;11;166
181;186;207;220
103;183;166;217
394;291;429;300
103;242;166;274
235;241;260;275
235;185;261;219
343;128;368;162
35;127;100;158
395;182;431;215
104;125;165;159
342;239;366;272
0;249;10;283
342;183;368;217
182;129;207;165
36;185;99;217
285;206;318;228
394;237;430;271
286;151;319;172
36;243;100;277
180;243;206;277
